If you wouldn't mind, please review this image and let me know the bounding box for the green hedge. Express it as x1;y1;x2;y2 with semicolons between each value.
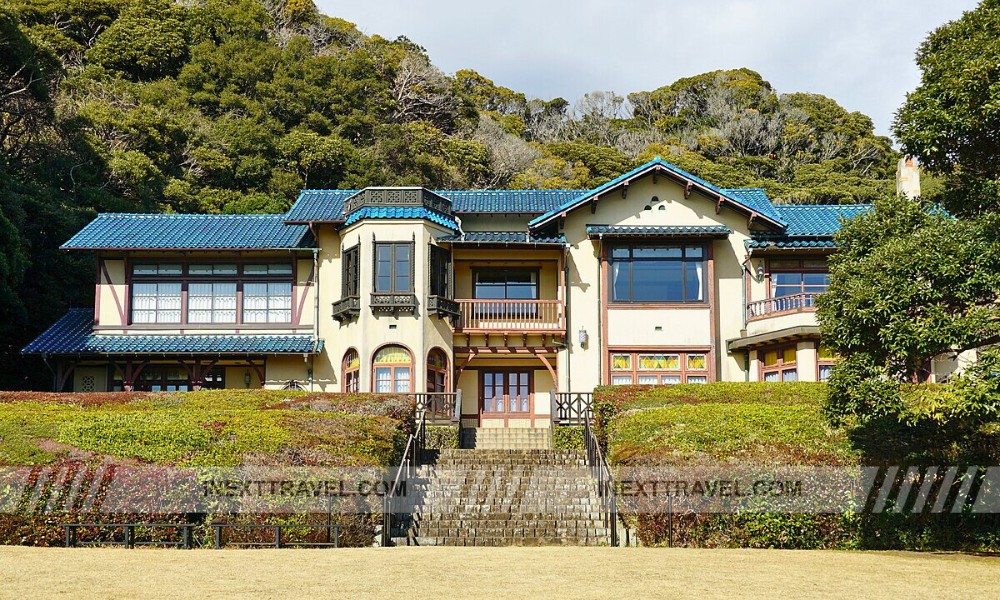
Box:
423;426;460;450
597;382;1000;551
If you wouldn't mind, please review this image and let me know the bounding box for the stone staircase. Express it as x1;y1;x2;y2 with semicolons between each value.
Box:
460;427;553;450
394;448;609;546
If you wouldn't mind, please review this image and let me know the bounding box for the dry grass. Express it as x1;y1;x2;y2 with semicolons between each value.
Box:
1;546;998;599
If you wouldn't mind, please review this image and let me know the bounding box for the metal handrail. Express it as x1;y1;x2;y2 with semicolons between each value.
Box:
584;417;619;547
412;392;462;425
381;410;425;546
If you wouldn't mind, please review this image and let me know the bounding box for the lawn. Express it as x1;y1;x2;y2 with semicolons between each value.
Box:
0;547;996;599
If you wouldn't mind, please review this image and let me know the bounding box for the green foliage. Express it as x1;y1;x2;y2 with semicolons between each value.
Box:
423;426;460;450
552;426;584;451
0;391;411;466
894;0;1000;215
1;0;902;390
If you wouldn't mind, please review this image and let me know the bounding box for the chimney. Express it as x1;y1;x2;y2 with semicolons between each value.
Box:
896;156;921;198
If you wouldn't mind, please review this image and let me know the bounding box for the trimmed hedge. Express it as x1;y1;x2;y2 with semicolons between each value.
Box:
597;383;1000;551
0;391;414;547
423;426;460;450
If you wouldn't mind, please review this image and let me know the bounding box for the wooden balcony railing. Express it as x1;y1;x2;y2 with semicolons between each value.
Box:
456;299;564;332
747;292;819;320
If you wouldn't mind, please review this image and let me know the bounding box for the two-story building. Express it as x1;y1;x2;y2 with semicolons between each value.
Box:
23;157;956;427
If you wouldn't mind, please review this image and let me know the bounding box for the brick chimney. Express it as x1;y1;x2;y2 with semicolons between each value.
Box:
896;156;921;198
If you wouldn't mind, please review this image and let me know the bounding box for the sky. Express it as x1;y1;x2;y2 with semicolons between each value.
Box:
316;0;980;139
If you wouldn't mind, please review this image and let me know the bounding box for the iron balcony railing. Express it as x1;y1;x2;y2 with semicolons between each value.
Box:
412;391;462;425
746;292;820;320
455;299;564;332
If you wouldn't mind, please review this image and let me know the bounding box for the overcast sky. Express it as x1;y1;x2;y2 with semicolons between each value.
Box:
316;1;980;140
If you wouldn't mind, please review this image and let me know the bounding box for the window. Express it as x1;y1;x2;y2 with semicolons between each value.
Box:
189;264;237;276
188;282;237;323
429;245;451;298
137;366;189;392
131;282;182;323
609;245;705;303
343;349;360;393
427;348;448;393
133;264;181;276
761;346;798;382
245;264;293;276
201;367;225;390
474;269;538;300
375;242;413;293
342;245;360;297
373;345;412;393
243;282;292;323
818;345;837;382
610;350;710;384
769;259;829;300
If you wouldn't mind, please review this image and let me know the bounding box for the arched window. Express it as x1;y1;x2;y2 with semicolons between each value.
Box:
427;348;449;393
343;349;360;393
373;345;412;393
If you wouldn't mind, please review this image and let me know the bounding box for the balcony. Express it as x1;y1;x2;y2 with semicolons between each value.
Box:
331;296;360;322
427;295;460;321
371;292;418;314
455;299;564;332
747;292;819;320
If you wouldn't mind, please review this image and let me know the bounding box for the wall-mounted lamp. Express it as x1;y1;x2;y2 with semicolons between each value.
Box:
243;370;252;388
578;327;589;347
756;262;765;282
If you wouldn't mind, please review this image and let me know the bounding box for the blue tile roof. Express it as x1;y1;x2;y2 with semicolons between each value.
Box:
285;189;585;222
772;204;871;237
437;231;567;244
62;214;314;251
586;225;732;238
342;206;459;230
528;158;788;229
745;238;840;249
21;309;323;355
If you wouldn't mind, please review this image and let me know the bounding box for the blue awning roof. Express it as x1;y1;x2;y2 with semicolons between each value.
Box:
62;214;314;251
21;309;323;355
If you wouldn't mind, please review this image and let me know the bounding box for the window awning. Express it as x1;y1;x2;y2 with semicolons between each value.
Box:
586;225;732;239
727;325;820;352
438;231;567;246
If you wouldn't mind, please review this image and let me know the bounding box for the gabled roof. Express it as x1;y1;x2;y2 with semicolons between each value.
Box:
284;189;585;223
342;206;459;230
528;158;787;230
586;225;732;239
21;309;322;355
437;231;567;245
62;214;314;251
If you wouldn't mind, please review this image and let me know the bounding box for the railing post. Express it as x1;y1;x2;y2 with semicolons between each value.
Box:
214;524;222;549
550;389;558;426
453;390;462;424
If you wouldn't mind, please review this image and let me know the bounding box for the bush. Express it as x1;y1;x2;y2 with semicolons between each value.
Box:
552;426;584;450
423;426;459;450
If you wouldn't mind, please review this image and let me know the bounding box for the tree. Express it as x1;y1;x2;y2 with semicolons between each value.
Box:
894;0;1000;216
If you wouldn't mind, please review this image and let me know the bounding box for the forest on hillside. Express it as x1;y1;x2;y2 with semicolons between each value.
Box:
0;0;898;389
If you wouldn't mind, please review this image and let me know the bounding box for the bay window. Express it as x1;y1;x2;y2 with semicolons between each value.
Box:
610;245;705;303
373;345;412;393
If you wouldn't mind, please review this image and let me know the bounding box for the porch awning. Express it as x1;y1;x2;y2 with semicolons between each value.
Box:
586;225;732;239
727;325;820;352
21;309;323;356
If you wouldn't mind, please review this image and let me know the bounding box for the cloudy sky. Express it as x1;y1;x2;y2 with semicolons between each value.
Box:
316;1;980;140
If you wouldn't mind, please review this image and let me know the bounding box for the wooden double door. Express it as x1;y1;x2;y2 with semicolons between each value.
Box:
479;369;533;424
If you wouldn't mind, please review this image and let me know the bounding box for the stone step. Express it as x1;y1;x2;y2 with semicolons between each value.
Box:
460;428;554;450
404;537;606;547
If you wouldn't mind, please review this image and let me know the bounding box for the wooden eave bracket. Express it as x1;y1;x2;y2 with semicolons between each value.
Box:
684;181;693;199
